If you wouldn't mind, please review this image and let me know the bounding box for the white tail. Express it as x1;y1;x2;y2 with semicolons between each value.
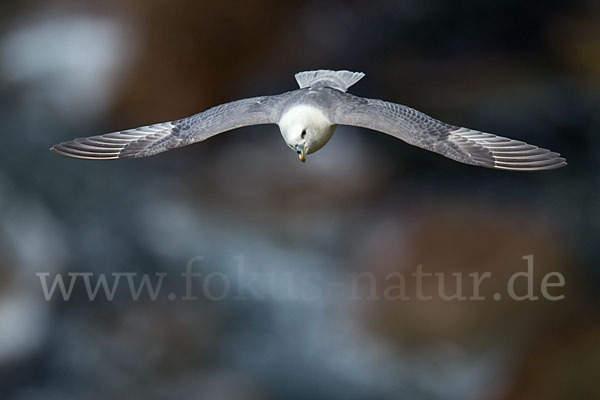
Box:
294;70;365;92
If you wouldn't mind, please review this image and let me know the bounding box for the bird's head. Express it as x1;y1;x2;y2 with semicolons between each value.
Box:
282;124;311;162
279;105;336;163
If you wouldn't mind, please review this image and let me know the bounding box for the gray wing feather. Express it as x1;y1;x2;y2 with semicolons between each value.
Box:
51;95;284;160
331;91;566;171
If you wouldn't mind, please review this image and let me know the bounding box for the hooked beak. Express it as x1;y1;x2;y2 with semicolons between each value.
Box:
295;144;306;163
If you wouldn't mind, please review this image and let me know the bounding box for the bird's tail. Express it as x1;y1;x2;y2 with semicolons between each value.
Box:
294;70;365;92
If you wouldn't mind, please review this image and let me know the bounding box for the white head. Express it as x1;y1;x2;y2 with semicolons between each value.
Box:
278;105;337;162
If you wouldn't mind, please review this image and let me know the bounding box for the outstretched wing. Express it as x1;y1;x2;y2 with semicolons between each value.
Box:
51;95;285;160
330;91;566;171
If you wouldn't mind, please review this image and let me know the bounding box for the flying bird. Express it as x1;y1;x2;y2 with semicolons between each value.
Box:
51;70;566;171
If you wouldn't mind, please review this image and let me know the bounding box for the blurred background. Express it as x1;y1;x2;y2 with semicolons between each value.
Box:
0;0;598;399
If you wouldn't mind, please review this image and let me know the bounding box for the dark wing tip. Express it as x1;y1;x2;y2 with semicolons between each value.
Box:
492;152;567;171
50;139;124;160
50;121;181;160
448;128;567;172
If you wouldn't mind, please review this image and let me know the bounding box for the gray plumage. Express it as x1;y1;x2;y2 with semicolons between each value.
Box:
51;69;566;171
51;95;284;159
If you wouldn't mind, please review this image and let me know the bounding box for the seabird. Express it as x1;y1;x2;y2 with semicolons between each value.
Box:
51;69;566;171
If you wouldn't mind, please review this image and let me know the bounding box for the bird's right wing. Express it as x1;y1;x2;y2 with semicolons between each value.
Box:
51;94;287;160
330;91;566;171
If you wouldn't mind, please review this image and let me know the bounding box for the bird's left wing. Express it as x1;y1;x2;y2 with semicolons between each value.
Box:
51;94;286;160
330;90;566;171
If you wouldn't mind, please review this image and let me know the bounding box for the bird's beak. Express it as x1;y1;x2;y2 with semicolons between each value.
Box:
296;144;306;163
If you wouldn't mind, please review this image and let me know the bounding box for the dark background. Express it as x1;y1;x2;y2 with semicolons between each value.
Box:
0;1;598;399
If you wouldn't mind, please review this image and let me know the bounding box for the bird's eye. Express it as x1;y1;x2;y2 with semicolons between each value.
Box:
301;130;306;138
